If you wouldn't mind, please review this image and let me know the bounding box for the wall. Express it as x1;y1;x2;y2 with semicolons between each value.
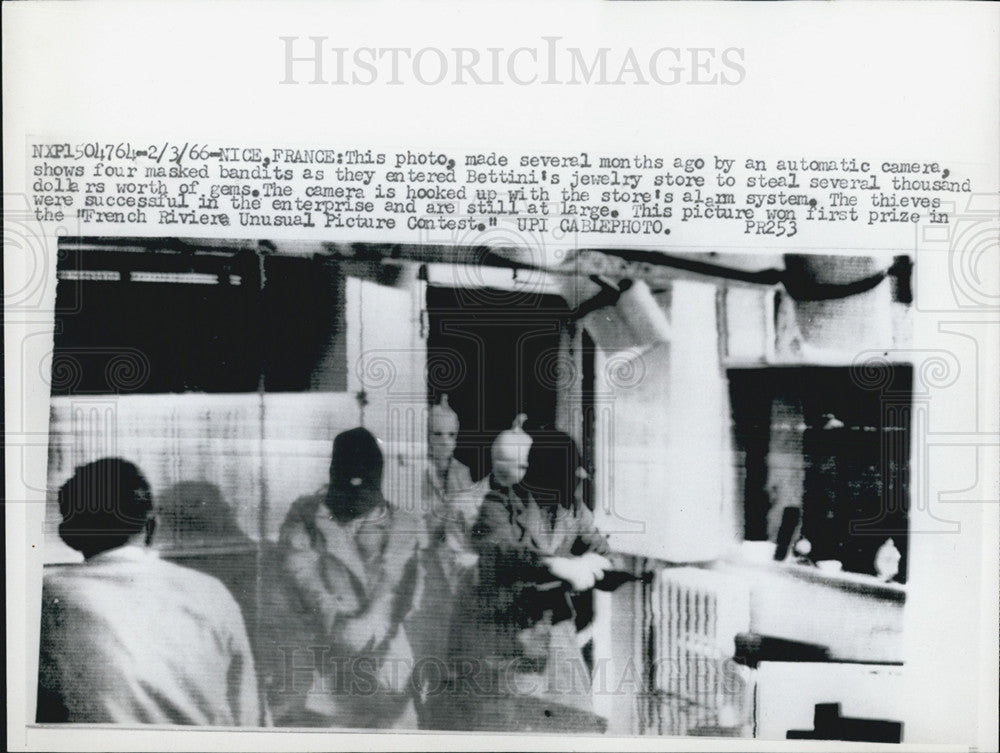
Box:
43;276;428;561
590;278;737;563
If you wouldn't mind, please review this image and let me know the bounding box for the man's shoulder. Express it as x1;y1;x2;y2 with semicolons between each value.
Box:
41;564;87;600
462;476;491;508
139;554;237;601
151;558;251;634
448;458;476;488
286;490;326;518
43;554;244;624
478;488;516;520
279;491;326;535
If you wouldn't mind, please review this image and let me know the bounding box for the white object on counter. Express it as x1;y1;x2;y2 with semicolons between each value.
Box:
742;540;778;563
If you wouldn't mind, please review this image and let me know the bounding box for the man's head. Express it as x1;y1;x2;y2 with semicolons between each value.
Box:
523;430;588;511
491;414;532;488
428;394;459;474
326;427;386;521
57;458;154;559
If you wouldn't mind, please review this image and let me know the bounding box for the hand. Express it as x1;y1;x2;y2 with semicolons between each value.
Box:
340;596;393;652
580;552;612;580
454;551;479;569
544;556;597;592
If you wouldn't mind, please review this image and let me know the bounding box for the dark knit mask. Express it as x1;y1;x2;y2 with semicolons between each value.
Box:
325;427;386;522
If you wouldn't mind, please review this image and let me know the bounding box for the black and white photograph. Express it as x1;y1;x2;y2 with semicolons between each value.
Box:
37;237;914;739
4;2;998;752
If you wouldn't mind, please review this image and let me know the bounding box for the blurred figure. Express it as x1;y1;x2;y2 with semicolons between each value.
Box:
155;481;262;688
521;427;601;648
37;458;261;726
407;396;481;725
155;480;253;550
277;427;423;729
424;394;481;583
521;427;590;515
442;417;611;731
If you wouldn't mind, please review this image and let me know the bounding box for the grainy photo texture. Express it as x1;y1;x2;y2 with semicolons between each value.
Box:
37;238;915;740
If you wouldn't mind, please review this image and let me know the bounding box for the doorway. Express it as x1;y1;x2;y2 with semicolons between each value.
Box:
425;285;571;482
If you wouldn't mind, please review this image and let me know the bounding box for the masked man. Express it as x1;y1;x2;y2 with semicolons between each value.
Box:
421;395;481;586
276;427;423;729
37;458;261;726
443;417;611;731
406;396;482;725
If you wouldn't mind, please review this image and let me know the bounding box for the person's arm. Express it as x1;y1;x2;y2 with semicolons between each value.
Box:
571;504;612;557
439;497;479;571
538;506;614;591
339;558;420;652
335;595;393;652
339;523;422;653
279;511;342;639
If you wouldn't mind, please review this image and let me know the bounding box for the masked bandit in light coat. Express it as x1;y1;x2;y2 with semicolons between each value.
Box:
276;427;424;729
405;396;483;722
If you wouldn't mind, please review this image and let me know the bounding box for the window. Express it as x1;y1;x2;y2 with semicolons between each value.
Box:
728;365;911;582
52;244;347;394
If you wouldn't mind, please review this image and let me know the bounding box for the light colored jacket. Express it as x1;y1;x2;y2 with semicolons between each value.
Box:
406;461;483;705
37;546;261;726
419;459;482;592
273;492;424;728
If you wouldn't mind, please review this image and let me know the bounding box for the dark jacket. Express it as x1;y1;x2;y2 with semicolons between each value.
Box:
449;483;610;712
